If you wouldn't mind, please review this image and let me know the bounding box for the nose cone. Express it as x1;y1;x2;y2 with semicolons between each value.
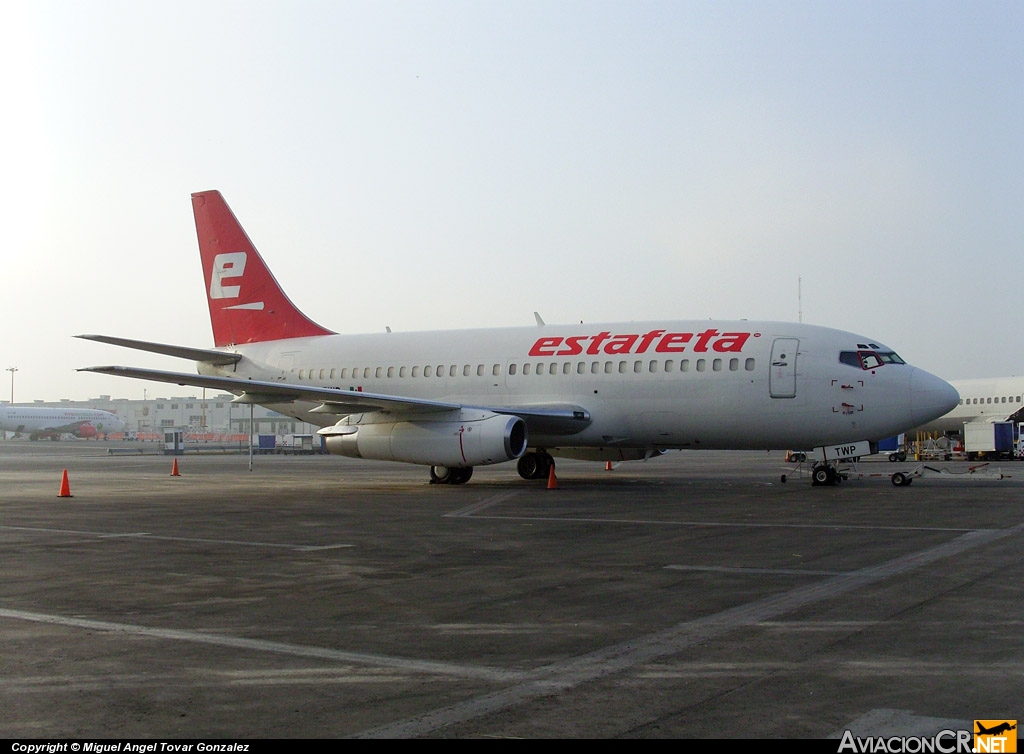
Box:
910;368;960;428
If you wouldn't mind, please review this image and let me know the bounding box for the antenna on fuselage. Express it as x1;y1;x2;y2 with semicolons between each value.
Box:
798;277;803;323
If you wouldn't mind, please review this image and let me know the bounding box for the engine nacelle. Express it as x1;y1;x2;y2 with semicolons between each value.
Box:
73;424;98;438
320;411;527;467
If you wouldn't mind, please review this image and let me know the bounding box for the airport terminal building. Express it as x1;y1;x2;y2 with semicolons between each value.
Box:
2;394;317;441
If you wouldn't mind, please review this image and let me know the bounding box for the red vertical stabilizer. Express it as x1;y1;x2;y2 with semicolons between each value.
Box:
192;191;334;347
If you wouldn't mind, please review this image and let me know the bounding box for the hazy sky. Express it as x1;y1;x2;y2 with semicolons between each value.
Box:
3;1;1022;402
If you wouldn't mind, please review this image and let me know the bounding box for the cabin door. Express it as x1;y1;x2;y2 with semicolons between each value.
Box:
769;338;799;398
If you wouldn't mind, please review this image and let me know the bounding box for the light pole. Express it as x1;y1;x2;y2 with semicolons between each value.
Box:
5;367;16;404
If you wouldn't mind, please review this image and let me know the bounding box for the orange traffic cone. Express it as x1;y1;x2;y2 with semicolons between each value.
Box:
171;458;180;476
58;469;73;498
547;465;558;489
605;461;613;471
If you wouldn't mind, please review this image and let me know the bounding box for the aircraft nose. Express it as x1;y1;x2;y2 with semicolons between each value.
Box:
910;368;960;428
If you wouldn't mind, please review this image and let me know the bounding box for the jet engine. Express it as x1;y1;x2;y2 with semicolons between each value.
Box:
73;424;98;439
320;411;527;467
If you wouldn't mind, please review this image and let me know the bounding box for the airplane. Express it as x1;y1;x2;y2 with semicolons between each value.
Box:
913;376;1024;435
976;722;1016;736
77;190;959;486
0;405;126;440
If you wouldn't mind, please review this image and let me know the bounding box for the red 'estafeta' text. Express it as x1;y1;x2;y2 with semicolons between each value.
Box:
528;329;755;357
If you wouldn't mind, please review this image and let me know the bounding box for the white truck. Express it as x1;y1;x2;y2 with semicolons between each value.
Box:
963;421;1016;461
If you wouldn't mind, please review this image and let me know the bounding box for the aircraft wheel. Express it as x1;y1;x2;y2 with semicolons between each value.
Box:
429;465;452;484
517;454;539;480
812;466;833;486
518;453;552;480
891;472;910;487
450;467;474;485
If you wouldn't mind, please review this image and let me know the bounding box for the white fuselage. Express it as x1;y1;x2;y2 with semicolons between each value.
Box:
0;406;126;438
913;376;1024;435
200;319;957;452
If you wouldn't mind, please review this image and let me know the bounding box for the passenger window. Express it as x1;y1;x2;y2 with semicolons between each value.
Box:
681;359;690;372
424;365;433;377
634;360;642;373
537;363;545;375
696;359;706;372
492;364;500;376
713;359;722;371
524;363;532;375
729;358;738;371
664;360;674;373
477;365;485;376
745;358;755;371
509;363;517;376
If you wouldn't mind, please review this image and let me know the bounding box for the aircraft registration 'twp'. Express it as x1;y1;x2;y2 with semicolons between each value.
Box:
79;191;958;485
0;406;126;440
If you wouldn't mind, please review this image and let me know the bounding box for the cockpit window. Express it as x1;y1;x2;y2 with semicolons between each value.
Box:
840;350;905;370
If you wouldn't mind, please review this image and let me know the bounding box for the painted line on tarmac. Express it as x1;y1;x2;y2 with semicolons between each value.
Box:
0;525;351;551
353;523;1023;738
445;514;978;533
444;491;523;518
0;607;524;683
665;564;848;576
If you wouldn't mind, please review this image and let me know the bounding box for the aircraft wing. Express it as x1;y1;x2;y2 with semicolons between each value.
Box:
78;366;591;434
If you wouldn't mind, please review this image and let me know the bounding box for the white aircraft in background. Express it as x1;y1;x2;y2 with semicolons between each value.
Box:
913;376;1024;435
0;406;126;440
78;190;958;486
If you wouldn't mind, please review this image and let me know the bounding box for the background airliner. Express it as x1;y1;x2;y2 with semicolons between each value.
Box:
914;376;1024;434
0;406;126;440
78;191;958;485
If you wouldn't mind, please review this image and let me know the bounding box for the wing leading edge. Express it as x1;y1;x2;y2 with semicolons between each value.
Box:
78;365;591;436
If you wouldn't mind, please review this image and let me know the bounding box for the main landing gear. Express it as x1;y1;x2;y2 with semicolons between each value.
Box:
516;451;554;480
429;451;555;485
429;466;474;485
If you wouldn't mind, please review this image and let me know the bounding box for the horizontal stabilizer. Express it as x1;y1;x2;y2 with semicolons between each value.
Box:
76;335;242;366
